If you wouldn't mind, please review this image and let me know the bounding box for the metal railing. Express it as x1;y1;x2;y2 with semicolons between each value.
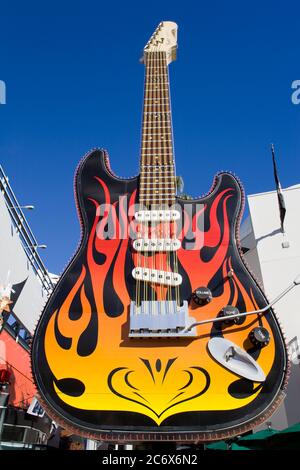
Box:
0;164;54;294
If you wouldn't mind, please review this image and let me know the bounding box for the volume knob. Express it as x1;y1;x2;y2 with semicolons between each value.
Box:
221;305;242;324
191;287;212;306
249;327;270;347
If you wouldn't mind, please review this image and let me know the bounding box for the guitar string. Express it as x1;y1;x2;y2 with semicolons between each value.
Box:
158;52;168;313
136;50;181;314
150;52;155;313
135;56;143;312
160;51;173;308
161;50;171;311
156;51;164;312
136;50;149;312
144;52;151;309
163;51;180;309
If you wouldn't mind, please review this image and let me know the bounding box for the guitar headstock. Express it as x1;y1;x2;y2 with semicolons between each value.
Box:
143;21;178;65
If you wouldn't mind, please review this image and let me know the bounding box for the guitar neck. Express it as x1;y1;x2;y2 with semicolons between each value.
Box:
139;51;176;207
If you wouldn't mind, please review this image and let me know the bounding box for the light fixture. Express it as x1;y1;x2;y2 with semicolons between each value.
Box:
27;244;47;250
10;205;35;210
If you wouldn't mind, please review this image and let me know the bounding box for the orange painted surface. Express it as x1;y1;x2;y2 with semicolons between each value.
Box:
0;330;36;408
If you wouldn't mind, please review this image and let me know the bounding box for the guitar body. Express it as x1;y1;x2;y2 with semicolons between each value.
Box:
32;149;288;441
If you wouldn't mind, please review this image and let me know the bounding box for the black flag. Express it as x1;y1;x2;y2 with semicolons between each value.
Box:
271;144;286;232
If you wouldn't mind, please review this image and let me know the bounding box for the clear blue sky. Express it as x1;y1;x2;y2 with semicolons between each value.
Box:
1;0;299;274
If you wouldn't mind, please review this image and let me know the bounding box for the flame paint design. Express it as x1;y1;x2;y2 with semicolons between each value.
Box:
30;147;286;439
41;170;281;428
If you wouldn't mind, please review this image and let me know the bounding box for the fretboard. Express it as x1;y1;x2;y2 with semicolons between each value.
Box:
139;51;176;207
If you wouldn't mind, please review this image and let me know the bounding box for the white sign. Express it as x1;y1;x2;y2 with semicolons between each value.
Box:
27;397;45;417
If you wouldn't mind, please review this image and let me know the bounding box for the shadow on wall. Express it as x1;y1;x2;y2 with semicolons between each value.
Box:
284;361;300;427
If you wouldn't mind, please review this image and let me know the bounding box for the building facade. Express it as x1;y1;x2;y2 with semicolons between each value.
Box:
0;165;53;449
241;183;300;430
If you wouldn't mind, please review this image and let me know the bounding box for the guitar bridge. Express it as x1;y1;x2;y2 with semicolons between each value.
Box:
129;301;197;338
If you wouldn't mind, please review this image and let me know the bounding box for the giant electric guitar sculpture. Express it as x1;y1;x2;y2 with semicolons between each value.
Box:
32;22;288;441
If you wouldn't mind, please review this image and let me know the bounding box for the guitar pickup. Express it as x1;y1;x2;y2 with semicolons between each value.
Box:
135;209;180;222
132;268;182;286
133;238;181;252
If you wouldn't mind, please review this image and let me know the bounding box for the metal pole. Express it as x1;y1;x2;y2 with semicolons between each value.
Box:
0;383;9;450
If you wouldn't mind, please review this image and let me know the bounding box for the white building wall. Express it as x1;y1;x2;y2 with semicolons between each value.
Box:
0;190;48;333
242;184;300;430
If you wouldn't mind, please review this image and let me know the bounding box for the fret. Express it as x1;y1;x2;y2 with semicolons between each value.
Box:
143;109;170;112
142;125;172;128
139;194;176;198
142;132;172;135
140;185;175;191
143;117;170;120
145;74;168;77
142;143;173;146
142;125;171;128
142;140;172;143
139;193;176;196
140;189;176;192
146;70;169;77
143;112;170;118
141;167;173;170
143;106;170;110
140;174;175;181
141;148;173;151
142;126;171;129
141;156;173;159
145;86;170;90
145;73;168;76
140;178;174;181
142;127;171;129
140;171;174;174
140;180;175;184
145;85;169;89
139;197;176;202
141;150;173;154
140;168;174;170
142;123;171;127
143;108;170;111
140;192;176;195
139;195;176;200
143;65;168;70
145;78;168;82
143;110;170;113
144;98;169;101
140;172;174;176
141;164;174;167
138;196;175;201
141;159;173;162
140;165;174;168
139;188;175;192
142;137;172;139
143;109;171;113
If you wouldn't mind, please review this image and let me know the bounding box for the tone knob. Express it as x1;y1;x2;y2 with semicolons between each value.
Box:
221;305;241;324
249;327;270;347
191;287;212;306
